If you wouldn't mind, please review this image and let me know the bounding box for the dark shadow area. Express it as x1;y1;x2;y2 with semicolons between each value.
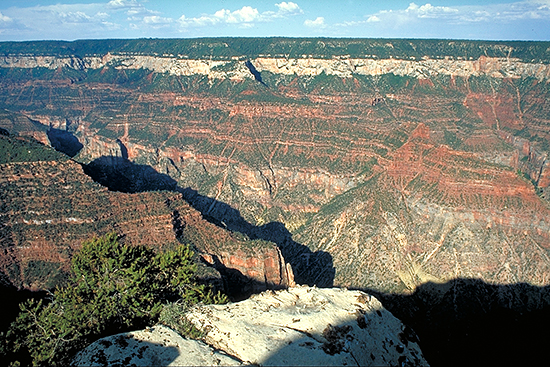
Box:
82;155;334;293
0;279;48;335
181;187;334;288
47;128;83;157
116;138;128;159
245;59;267;86
206;254;280;301
72;334;181;366
83;156;178;193
0;274;49;366
356;279;550;367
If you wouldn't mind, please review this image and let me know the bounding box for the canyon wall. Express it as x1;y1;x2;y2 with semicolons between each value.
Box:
3;38;550;366
2;53;550;80
0;38;549;295
0;132;293;292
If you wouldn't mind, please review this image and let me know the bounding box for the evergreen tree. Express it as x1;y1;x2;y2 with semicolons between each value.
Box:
2;233;226;366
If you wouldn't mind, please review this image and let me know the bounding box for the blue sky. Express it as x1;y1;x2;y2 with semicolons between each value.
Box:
0;0;549;41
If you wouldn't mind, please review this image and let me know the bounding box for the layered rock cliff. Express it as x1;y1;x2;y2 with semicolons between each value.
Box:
0;131;293;293
1;38;549;295
2;49;550;80
2;37;550;366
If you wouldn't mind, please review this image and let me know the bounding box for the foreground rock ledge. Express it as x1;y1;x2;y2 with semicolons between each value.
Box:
72;325;241;366
73;286;429;366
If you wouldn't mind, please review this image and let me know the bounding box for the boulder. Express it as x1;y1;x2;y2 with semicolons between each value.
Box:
74;286;428;366
72;324;241;366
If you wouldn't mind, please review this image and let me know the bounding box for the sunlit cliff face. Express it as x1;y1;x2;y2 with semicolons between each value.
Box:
1;39;550;294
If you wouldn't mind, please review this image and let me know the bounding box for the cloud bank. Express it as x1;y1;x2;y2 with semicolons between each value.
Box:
0;1;548;41
178;2;302;28
0;1;304;40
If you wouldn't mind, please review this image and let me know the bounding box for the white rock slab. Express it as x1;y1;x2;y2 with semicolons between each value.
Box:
72;324;242;366
186;286;429;366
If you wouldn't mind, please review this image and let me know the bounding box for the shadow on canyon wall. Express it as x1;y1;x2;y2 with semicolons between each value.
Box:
0;277;48;366
65;278;550;367
357;278;550;367
180;186;335;288
82;155;335;291
0;276;48;339
74;156;550;366
244;59;267;86
47;128;83;158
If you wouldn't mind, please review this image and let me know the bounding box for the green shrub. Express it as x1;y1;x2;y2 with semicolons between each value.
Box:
2;233;226;366
158;302;206;340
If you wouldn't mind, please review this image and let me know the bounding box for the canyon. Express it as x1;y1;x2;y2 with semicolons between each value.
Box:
0;130;294;294
1;38;550;365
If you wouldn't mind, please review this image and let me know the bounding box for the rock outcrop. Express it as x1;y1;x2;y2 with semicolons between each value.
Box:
73;286;429;366
2;54;550;80
72;325;242;366
0;133;293;293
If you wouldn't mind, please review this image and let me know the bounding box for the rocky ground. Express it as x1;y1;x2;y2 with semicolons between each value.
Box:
73;286;429;366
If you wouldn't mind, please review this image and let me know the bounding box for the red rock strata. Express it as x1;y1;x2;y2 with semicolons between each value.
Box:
0;140;293;291
1;48;549;295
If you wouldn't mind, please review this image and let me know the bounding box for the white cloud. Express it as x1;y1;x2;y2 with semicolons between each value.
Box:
223;6;260;23
127;8;159;17
11;4;111;27
0;2;127;40
143;15;172;25
133;15;173;30
239;22;255;29
0;1;305;39
107;0;139;9
458;10;491;22
304;17;325;28
340;1;550;29
323;1;550;39
0;11;12;23
179;3;303;28
406;3;419;12
107;0;159;18
403;2;459;19
413;3;459;18
276;2;302;15
59;11;93;23
178;14;211;27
